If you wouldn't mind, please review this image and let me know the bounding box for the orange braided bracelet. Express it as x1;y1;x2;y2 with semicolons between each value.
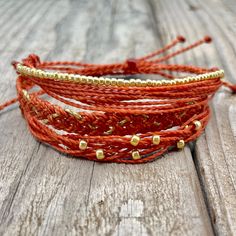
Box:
1;36;235;163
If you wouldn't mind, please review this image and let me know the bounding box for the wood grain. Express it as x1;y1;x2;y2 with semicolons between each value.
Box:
162;0;236;235
0;0;235;235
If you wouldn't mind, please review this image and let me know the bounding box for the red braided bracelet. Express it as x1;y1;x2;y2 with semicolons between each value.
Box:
1;36;235;163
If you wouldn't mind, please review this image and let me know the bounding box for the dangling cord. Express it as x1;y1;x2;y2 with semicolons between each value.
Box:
150;36;212;63
222;81;236;93
0;97;18;111
136;35;186;61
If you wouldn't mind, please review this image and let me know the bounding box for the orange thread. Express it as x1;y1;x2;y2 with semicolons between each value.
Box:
0;36;235;163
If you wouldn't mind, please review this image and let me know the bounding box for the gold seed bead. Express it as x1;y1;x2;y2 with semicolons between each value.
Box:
105;78;111;85
146;79;153;86
162;80;168;85
123;80;130;86
98;78;105;85
44;72;50;78
64;73;70;80
79;140;87;150
96;149;105;159
193;120;202;130
129;79;136;86
185;78;190;83
177;140;185;149
110;78;117;86
38;71;44;78
117;79;124;86
130;135;140;146
134;79;142;86
132;150;141;160
31;68;36;76
16;64;224;87
152;135;161;145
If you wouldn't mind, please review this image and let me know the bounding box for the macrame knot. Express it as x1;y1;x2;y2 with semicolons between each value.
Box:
22;54;41;68
124;58;139;74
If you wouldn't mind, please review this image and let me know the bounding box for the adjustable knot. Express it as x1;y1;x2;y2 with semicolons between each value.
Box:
223;81;236;94
124;58;139;74
11;60;19;70
22;54;41;68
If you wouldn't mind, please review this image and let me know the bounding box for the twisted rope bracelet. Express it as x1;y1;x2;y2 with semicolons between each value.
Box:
1;36;236;163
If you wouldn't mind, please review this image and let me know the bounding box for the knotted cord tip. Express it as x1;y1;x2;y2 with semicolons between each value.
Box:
177;35;186;43
11;61;19;70
204;35;212;43
124;58;139;74
223;81;236;94
210;67;219;71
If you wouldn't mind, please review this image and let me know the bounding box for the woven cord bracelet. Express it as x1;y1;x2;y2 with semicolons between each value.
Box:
1;36;236;163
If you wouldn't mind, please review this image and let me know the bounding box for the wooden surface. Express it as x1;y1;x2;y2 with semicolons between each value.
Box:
0;0;235;235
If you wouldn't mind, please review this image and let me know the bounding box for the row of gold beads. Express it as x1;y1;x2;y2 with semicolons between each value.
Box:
17;64;224;87
79;120;201;160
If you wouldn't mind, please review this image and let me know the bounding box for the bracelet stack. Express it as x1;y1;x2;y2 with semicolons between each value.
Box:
8;36;227;163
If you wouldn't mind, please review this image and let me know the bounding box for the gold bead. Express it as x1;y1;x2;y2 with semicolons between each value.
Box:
193;120;202;130
177;140;185;149
96;149;105;159
79;140;87;150
38;70;44;78
134;79;141;86
155;81;162;86
98;77;105;85
117;79;124;86
105;78;111;85
146;79;153;86
162;80;168;85
110;78;117;86
132;150;141;160
152;135;161;145
123;80;130;86
130;135;140;146
31;68;37;76
64;73;70;80
185;125;189;129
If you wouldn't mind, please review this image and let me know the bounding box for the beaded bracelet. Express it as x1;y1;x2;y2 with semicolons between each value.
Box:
0;36;235;163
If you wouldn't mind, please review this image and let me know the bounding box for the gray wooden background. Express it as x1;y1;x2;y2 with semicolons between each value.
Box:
0;0;235;235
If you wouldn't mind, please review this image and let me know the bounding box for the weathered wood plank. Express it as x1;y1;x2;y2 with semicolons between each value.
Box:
0;0;228;235
161;0;236;234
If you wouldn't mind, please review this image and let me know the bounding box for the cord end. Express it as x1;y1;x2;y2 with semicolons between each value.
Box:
177;35;186;43
11;61;19;70
223;81;236;93
204;35;212;43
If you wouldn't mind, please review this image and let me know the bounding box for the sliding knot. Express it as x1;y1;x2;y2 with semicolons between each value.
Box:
124;58;139;74
204;36;212;43
22;54;41;68
177;35;186;43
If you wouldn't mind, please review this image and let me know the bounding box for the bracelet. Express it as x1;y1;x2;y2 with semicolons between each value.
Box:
1;36;235;163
